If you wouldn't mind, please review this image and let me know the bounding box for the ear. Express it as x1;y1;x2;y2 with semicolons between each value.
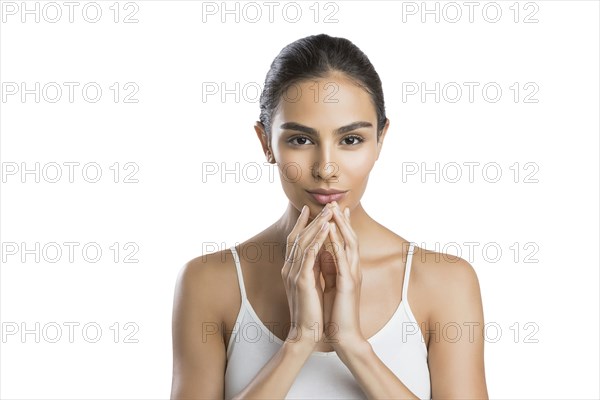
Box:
254;121;275;163
376;118;390;160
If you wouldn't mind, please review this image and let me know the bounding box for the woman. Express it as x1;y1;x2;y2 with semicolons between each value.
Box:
171;34;489;399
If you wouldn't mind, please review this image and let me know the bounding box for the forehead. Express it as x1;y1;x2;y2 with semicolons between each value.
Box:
272;73;377;131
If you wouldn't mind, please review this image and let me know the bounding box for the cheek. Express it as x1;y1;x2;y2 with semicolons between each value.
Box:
273;146;304;170
274;151;306;183
340;153;375;180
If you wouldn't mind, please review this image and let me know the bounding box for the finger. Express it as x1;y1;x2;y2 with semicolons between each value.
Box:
284;205;315;283
284;204;323;277
294;205;332;258
329;202;360;277
287;205;332;284
296;221;330;283
323;221;343;263
285;205;310;262
287;206;332;283
321;222;339;289
327;221;351;278
329;202;357;255
282;206;308;282
282;234;300;282
313;248;323;291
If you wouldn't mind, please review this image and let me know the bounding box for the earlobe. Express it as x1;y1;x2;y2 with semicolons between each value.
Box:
376;118;390;160
254;121;275;163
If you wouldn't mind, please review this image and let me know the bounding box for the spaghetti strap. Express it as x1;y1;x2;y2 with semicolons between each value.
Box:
223;241;431;400
401;242;415;302
229;245;247;302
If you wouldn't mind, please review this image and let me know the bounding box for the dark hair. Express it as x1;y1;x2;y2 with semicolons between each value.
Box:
259;33;387;144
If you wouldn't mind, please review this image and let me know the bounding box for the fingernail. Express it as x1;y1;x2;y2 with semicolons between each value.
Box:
301;205;307;214
345;208;350;218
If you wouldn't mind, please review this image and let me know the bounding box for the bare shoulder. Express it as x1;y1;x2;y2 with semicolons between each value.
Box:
170;247;239;399
373;228;483;327
410;244;486;367
412;246;483;319
414;246;481;291
174;248;240;324
412;247;488;397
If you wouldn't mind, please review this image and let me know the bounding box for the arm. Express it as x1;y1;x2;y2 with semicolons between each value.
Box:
336;342;421;399
170;258;226;399
336;258;489;400
230;339;316;400
170;253;318;400
428;257;489;399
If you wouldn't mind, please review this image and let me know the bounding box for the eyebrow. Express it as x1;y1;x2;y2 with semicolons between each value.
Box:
279;121;373;136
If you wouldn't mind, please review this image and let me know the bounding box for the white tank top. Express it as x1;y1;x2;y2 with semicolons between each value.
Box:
224;242;431;399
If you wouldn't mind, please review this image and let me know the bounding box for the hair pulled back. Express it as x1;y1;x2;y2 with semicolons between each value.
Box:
259;34;387;143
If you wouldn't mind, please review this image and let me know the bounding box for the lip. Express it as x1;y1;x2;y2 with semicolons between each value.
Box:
306;189;348;205
307;188;347;195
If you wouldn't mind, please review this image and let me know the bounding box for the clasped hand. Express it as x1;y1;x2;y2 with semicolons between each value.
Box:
282;201;366;355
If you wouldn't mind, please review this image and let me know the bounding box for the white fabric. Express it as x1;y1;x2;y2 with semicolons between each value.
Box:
224;242;431;399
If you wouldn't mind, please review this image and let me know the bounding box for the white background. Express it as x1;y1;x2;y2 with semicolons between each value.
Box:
1;0;598;398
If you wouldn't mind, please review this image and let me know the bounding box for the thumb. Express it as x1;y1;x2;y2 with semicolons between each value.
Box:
319;244;337;334
313;247;323;291
319;245;337;292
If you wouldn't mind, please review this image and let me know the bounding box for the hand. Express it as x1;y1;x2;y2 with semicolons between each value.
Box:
320;202;367;353
281;204;334;349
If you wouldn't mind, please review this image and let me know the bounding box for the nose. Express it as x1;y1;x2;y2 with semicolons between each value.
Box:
311;145;338;181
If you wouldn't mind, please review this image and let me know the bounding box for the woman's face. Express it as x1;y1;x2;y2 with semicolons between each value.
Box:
261;72;388;220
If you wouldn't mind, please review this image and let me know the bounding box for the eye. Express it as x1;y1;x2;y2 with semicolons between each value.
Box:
342;135;364;145
288;136;314;146
287;135;365;147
